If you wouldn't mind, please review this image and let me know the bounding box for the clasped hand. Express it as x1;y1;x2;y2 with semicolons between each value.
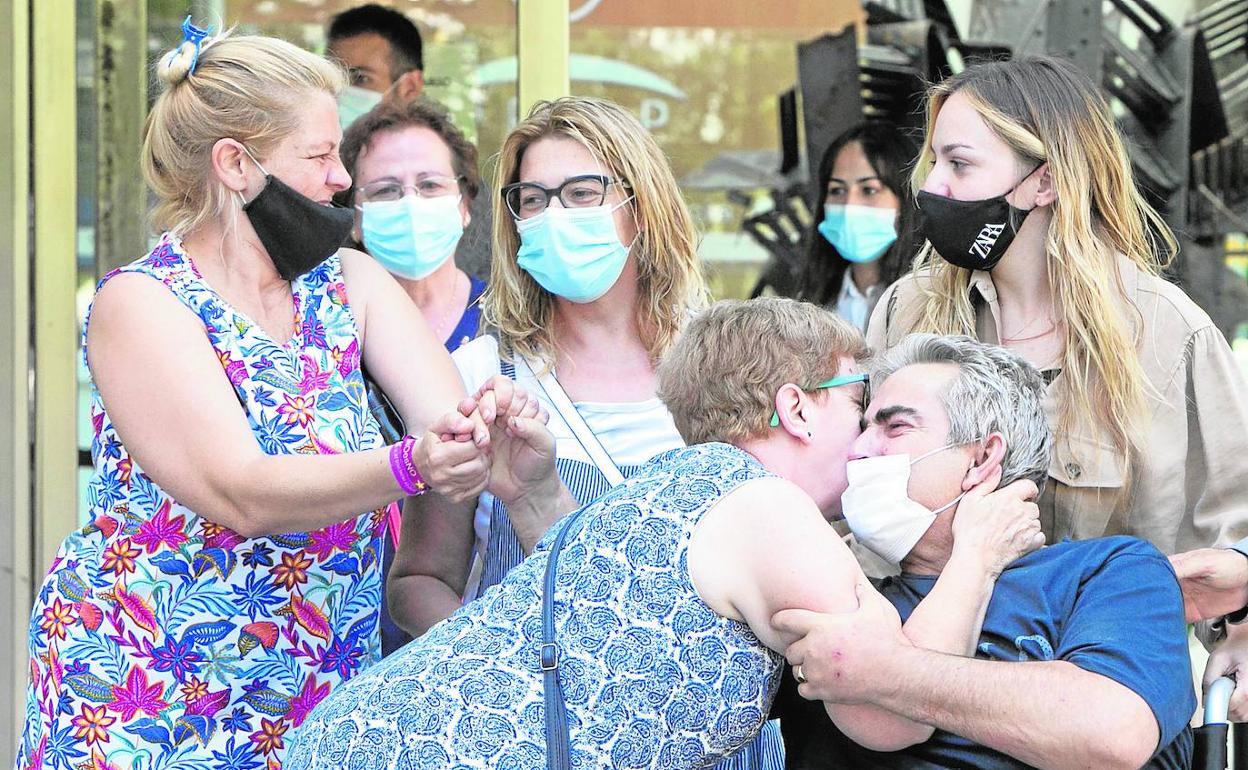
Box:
412;376;556;504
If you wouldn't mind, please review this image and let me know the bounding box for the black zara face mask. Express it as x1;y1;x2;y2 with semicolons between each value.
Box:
239;147;354;282
916;164;1042;272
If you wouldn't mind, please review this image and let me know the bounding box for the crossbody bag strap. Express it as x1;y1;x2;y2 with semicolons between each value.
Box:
514;355;625;487
540;504;591;770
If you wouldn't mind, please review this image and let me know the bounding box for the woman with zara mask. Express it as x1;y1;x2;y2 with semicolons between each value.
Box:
867;56;1248;564
796;122;922;331
387;96;783;768
14;29;547;767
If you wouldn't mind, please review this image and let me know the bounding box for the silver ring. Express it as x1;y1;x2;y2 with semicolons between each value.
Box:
794;663;807;684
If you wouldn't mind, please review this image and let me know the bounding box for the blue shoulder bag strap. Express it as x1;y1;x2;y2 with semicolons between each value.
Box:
541;504;591;770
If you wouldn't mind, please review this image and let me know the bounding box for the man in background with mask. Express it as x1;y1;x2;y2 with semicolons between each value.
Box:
772;334;1195;770
327;3;424;125
326;4;491;280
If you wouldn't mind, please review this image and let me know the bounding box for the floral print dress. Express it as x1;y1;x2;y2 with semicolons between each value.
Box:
17;235;386;770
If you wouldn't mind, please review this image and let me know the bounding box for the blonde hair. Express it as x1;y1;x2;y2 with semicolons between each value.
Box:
910;55;1174;480
143;30;346;236
484;96;709;370
657;298;868;446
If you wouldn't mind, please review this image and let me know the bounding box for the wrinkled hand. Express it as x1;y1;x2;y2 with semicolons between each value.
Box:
1170;548;1248;624
771;576;907;705
1204;624;1248;721
412;411;490;502
950;467;1043;577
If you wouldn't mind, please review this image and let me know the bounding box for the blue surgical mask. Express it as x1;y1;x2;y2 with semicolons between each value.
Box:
337;85;383;130
817;203;898;264
514;199;634;303
361;194;464;281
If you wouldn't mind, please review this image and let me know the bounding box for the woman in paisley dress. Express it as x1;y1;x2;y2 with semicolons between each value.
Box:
14;29;523;770
287;298;1043;769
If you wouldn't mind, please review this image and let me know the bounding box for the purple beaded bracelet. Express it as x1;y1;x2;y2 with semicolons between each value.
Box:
388;435;427;496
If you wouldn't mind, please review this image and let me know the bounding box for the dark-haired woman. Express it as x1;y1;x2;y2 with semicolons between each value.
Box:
797;123;921;331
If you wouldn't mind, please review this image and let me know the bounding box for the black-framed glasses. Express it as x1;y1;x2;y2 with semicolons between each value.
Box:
357;175;463;203
501;174;630;220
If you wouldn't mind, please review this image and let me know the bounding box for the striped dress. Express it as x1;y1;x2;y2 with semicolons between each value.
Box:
450;335;785;770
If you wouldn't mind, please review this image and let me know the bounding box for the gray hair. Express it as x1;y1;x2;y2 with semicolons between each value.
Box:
872;333;1052;488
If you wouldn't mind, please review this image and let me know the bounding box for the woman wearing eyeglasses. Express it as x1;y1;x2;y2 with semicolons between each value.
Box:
387;97;783;767
337;99;488;657
341;99;485;361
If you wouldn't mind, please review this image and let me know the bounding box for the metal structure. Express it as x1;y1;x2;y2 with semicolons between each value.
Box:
1189;0;1248;234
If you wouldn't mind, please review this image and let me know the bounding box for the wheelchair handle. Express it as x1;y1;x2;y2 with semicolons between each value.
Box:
1206;676;1236;725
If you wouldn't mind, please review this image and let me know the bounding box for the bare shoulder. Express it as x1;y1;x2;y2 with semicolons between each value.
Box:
709;475;827;535
87;271;202;351
709;475;856;574
336;246;378;278
718;475;816;509
84;271;225;416
336;247;389;298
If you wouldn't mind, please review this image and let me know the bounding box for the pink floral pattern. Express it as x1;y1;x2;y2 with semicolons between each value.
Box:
17;234;386;770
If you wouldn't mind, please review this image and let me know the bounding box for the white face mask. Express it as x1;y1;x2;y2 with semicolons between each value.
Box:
840;444;970;564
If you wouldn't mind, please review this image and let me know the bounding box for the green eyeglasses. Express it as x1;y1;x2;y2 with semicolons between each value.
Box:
769;373;869;428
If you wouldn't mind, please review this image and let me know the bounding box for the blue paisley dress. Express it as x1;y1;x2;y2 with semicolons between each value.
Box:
17;235;386;770
285;442;784;770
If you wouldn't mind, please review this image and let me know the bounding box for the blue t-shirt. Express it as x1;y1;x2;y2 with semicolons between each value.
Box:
774;536;1195;769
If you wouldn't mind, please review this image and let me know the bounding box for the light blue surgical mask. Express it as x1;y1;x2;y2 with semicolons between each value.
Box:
361;194;464;281
337;85;384;130
514;198;634;303
817;203;898;264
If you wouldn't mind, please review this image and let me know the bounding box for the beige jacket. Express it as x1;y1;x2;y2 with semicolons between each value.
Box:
865;256;1248;555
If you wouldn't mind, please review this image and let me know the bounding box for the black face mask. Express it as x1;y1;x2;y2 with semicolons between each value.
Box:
915;165;1042;272
240;161;354;282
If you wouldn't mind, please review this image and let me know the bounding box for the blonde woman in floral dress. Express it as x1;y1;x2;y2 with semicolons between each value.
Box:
14;26;518;770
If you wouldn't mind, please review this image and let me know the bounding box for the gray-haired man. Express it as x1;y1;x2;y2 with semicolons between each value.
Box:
773;334;1195;770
